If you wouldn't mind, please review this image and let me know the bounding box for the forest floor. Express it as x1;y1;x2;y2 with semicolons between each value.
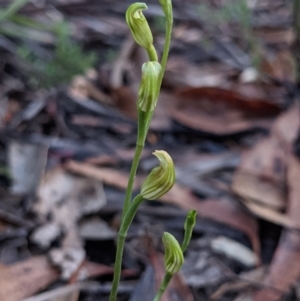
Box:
0;0;299;300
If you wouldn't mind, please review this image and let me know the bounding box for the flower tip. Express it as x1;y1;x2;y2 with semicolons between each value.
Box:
125;2;153;49
184;210;197;231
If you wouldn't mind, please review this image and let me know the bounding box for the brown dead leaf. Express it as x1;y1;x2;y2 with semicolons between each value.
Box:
253;155;300;300
232;103;300;216
69;75;112;104
70;115;105;127
240;198;295;228
0;256;59;301
253;27;295;46
3;98;21;125
65;160;143;190
23;284;80;301
86;154;118;165
272;103;300;147
21;282;103;301
150;91;173;131
171;87;281;135
232;136;287;210
211;266;267;300
261;49;297;82
111;86;137;120
69;260;114;283
165;57;237;88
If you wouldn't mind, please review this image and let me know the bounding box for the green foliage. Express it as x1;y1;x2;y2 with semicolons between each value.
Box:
0;0;31;22
18;22;97;88
1;1;96;88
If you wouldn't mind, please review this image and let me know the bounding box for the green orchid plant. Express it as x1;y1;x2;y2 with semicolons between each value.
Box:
108;1;196;301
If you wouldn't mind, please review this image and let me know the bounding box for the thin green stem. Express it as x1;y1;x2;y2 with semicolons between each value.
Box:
181;235;190;254
109;234;125;301
159;8;173;85
153;273;173;301
121;103;153;222
121;143;144;219
109;195;144;301
0;0;30;22
147;44;158;61
110;115;147;301
137;109;150;146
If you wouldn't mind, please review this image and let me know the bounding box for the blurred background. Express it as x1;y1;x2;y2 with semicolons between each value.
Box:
0;0;299;301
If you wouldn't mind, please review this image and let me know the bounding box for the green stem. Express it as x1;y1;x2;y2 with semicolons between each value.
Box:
159;9;173;85
181;235;190;254
109;194;144;301
153;273;173;301
119;109;149;219
0;0;31;22
121;143;144;219
147;44;158;61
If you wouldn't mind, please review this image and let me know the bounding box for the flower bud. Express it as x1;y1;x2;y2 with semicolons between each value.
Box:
126;2;153;49
182;210;197;252
162;232;184;274
159;0;172;19
184;210;197;234
138;61;162;112
141;150;175;200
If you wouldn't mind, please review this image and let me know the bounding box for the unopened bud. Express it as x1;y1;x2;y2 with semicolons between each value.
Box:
162;232;184;274
159;0;172;19
182;210;197;252
138;61;162;112
126;2;153;49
